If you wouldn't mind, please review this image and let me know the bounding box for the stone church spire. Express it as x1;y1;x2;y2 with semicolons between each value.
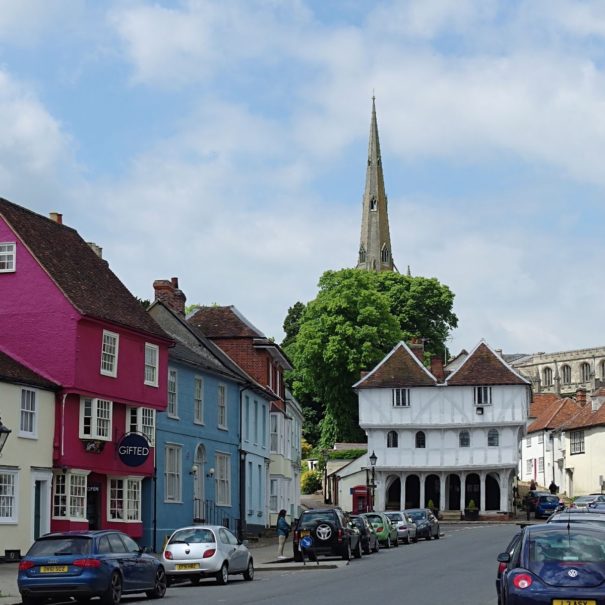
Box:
356;97;395;272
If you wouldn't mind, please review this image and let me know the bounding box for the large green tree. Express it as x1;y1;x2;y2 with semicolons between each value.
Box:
285;268;457;447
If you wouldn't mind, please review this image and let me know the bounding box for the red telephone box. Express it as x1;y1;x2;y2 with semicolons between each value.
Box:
351;485;371;513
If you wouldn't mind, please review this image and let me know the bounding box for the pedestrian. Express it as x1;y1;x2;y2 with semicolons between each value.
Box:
529;479;537;491
549;481;557;495
276;509;291;559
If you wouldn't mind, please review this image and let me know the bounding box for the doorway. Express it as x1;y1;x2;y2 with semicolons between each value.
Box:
87;485;101;530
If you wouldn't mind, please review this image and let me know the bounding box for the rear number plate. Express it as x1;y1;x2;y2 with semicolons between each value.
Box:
301;531;310;537
553;600;597;605
175;563;200;570
40;566;68;573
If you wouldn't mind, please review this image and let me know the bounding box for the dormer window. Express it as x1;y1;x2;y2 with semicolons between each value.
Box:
474;386;492;405
0;242;15;272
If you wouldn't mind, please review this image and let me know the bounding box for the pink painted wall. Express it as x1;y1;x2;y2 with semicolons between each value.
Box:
0;219;78;384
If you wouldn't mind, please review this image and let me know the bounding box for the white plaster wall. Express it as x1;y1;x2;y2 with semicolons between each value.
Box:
564;428;605;496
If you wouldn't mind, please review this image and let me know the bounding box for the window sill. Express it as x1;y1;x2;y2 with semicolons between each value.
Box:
218;425;228;431
18;433;37;440
108;518;142;523
144;382;159;388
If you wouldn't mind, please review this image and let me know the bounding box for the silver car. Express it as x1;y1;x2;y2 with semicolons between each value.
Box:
384;511;418;544
161;525;254;585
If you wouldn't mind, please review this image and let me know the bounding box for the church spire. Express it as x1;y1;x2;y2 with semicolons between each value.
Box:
356;96;395;272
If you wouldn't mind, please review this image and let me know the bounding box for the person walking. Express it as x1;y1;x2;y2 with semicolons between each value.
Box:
276;509;291;559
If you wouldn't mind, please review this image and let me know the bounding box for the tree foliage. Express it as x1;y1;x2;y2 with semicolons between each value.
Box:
285;268;457;447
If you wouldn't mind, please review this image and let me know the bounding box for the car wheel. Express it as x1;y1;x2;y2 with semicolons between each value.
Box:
372;538;380;553
312;521;336;543
341;541;352;560
101;571;123;605
216;563;229;585
294;550;303;562
434;527;440;540
190;576;201;586
146;566;167;599
393;535;399;547
243;559;254;581
354;540;363;559
363;539;371;555
385;536;391;549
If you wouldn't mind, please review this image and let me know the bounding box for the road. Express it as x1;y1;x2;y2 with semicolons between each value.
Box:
148;523;519;605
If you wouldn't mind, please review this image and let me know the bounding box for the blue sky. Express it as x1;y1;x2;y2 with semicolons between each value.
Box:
1;0;605;355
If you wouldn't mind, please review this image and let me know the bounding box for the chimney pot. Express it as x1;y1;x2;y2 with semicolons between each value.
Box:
409;339;424;362
430;356;445;382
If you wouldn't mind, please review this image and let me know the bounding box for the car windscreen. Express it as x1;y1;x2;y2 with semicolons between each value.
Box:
527;528;605;573
364;514;384;525
406;511;427;521
169;528;216;544
385;513;403;522
28;536;92;556
539;496;559;504
549;514;605;526
298;511;337;528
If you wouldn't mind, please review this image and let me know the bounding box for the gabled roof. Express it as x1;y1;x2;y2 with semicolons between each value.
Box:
563;400;605;431
188;305;263;338
446;341;530;386
528;393;560;420
353;342;437;389
528;397;579;433
0;197;168;340
0;349;58;390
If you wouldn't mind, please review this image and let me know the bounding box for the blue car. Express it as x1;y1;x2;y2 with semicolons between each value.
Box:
18;530;166;605
498;523;605;604
534;494;560;519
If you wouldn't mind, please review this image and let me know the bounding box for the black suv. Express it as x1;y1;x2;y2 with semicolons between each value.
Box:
292;507;362;561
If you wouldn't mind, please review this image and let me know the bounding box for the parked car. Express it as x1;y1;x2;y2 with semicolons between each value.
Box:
384;511;418;544
547;509;605;526
292;507;362;562
161;525;253;585
498;522;605;604
524;490;550;512
405;508;440;540
18;530;166;605
534;494;560;519
363;512;399;548
350;514;380;554
570;494;605;510
495;531;521;605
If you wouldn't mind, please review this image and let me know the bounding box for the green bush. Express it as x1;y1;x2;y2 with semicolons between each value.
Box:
301;470;322;494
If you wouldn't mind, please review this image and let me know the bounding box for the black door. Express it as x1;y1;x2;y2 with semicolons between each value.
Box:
34;481;42;539
87;485;101;530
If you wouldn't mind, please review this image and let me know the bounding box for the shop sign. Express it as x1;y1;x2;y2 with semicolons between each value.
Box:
117;433;150;467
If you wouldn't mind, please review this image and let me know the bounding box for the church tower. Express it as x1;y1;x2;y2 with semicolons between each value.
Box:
356;97;396;272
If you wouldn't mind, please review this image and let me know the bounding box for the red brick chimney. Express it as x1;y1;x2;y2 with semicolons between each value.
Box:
430;356;445;382
576;387;587;407
153;277;186;316
49;212;63;224
409;338;424;363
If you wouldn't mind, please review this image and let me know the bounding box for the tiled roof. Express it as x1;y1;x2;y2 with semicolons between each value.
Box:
528;393;560;420
0;349;58;390
355;343;437;388
188;306;262;338
528;397;579;433
0;197;168;339
563;400;605;430
447;342;529;386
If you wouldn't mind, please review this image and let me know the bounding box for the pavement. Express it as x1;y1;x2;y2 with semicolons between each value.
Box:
0;512;537;605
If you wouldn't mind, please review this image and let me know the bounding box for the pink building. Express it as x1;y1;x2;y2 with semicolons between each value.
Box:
0;197;172;539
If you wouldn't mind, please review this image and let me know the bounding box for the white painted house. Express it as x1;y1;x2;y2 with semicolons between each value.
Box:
355;340;531;515
0;350;58;557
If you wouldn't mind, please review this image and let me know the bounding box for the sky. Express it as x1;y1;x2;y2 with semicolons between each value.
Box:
1;0;605;356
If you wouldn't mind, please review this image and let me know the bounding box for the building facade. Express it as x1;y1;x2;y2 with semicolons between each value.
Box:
0;197;171;541
0;351;58;557
355;340;531;515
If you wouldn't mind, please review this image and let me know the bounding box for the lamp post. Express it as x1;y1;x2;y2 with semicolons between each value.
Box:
0;418;11;456
369;450;377;512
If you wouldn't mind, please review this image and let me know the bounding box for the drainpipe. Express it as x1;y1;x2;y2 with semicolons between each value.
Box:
238;383;251;541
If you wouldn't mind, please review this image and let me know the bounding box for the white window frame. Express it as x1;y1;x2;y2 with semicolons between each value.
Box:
538;432;544;444
100;330;119;377
270;478;278;512
244;396;250;441
20;388;37;438
0;242;16;273
52;472;88;521
487;429;499;447
126;407;155;446
270;413;278;453
217;384;227;429
144;343;159;387
164;444;182;502
570;430;585;454
194;376;204;424
167;369;178;418
253;400;259;444
526;459;533;474
474;386;492;405
0;470;18;522
216;453;231;506
262;404;267;448
526;436;532;447
538;457;544;472
108;476;142;522
392;388;410;407
79;397;112;441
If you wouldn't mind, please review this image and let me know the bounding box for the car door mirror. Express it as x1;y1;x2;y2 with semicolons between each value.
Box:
497;553;511;563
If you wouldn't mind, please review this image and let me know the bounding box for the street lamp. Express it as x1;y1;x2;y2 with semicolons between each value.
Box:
369;451;377;511
0;418;11;455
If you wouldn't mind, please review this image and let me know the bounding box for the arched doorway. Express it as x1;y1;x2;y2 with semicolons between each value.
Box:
405;475;420;508
424;474;440;509
465;473;480;509
386;476;401;510
485;473;500;510
446;474;460;510
193;444;206;521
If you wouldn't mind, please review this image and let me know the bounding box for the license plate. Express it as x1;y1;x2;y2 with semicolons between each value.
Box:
553;600;597;605
301;531;310;537
40;566;68;573
175;563;200;570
